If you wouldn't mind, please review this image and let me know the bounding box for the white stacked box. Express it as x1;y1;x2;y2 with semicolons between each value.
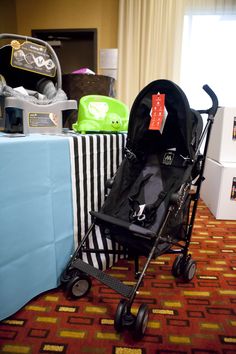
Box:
200;107;236;220
201;158;236;219
207;107;236;163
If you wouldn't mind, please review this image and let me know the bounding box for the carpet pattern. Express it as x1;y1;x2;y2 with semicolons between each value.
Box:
0;201;236;354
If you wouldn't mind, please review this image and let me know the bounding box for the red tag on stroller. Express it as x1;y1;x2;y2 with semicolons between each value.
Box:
149;93;165;131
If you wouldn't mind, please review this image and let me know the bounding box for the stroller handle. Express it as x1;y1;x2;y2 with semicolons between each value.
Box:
199;84;218;117
0;33;62;89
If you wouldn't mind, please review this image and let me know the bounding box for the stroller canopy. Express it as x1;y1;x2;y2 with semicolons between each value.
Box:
126;79;202;161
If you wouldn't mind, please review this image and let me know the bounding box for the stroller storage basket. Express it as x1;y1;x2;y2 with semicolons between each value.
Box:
0;33;77;134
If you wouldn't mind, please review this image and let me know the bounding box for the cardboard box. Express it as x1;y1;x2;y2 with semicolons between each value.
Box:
201;158;236;220
207;107;236;163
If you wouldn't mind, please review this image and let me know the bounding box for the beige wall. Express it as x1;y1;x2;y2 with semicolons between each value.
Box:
14;0;119;67
0;0;17;34
0;0;118;67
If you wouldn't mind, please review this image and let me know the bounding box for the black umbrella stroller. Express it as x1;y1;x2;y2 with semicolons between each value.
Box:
61;79;218;339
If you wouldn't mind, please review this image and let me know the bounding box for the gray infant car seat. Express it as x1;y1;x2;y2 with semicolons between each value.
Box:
0;33;77;134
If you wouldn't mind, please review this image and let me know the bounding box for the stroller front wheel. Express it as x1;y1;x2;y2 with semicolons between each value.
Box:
134;303;149;340
114;299;135;332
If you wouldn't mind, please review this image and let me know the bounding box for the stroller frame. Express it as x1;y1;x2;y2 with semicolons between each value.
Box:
61;83;218;339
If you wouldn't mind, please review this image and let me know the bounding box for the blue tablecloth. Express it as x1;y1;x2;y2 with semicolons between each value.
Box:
0;134;74;320
0;133;126;320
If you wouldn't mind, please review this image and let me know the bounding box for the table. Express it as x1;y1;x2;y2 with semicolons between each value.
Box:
69;133;127;270
0;133;126;320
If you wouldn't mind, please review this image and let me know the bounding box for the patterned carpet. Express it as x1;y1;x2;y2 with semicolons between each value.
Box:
0;201;236;354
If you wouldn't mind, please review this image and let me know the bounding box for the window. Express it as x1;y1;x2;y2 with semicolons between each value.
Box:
180;14;236;110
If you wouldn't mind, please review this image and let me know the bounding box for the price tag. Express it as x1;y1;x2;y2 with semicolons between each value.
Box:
149;93;165;131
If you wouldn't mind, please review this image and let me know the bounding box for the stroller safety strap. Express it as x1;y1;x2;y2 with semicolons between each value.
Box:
124;147;137;161
129;174;180;226
131;203;146;221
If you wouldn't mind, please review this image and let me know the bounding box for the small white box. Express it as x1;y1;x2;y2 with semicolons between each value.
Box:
100;48;118;69
201;158;236;220
207;107;236;163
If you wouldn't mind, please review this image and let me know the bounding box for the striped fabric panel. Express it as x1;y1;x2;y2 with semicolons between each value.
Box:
69;134;127;270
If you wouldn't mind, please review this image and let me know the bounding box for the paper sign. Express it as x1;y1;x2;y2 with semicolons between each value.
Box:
230;177;236;201
233;117;236;140
11;41;56;77
28;112;58;127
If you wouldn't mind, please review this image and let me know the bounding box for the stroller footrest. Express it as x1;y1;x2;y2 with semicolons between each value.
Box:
73;259;133;298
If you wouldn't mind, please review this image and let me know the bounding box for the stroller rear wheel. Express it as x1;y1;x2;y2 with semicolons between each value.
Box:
114;299;135;332
134;303;149;340
182;259;197;281
172;255;197;282
171;254;184;278
66;274;91;299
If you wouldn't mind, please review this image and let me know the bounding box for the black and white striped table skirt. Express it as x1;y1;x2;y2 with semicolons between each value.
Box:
68;133;127;270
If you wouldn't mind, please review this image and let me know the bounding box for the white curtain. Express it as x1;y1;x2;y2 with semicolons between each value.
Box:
181;0;236;108
186;0;236;13
117;0;186;108
117;0;236;108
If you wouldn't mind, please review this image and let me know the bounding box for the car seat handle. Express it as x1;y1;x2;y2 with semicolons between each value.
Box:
0;33;62;89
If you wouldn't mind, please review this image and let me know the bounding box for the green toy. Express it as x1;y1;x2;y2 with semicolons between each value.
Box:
72;95;129;133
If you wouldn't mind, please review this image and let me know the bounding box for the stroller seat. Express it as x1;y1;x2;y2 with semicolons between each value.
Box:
92;150;192;257
61;79;218;340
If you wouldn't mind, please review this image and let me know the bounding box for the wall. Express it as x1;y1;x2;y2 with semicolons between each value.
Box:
0;0;17;34
14;0;119;68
